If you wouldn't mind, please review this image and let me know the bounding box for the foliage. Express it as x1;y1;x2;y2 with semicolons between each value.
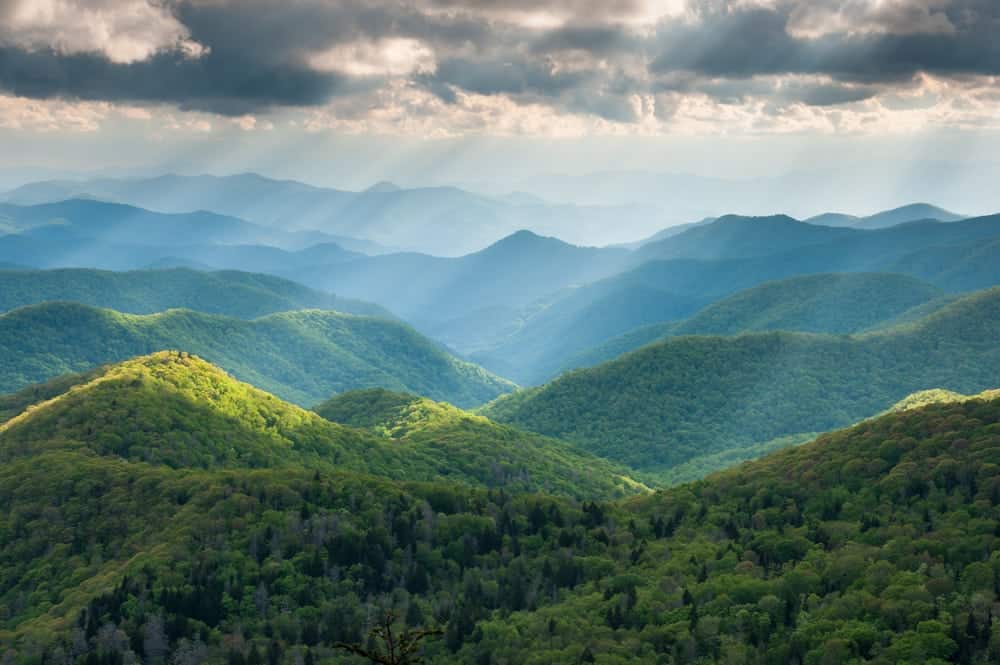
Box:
315;388;650;496
651;432;818;487
3;389;1000;665
0;302;513;408
548;272;943;382
670;273;942;337
0;353;639;499
0;267;391;319
482;287;1000;472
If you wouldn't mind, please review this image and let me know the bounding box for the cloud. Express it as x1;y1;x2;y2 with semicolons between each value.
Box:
0;0;995;132
0;0;205;63
649;0;1000;84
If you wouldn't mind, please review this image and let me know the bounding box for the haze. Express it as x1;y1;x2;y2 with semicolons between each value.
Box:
2;0;999;233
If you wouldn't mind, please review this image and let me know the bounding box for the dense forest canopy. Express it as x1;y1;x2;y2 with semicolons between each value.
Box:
3;378;1000;664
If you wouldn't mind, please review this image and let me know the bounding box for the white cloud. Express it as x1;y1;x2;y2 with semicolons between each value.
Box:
0;0;206;63
309;38;437;78
788;0;956;39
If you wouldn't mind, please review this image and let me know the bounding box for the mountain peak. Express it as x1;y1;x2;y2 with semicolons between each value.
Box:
365;180;402;193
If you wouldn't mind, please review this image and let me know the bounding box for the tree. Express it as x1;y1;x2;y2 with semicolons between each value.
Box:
334;611;443;665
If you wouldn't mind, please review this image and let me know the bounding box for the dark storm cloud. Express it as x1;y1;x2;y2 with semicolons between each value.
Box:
649;1;1000;84
0;0;997;118
0;44;358;116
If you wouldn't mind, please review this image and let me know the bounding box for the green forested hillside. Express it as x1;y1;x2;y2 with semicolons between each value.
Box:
482;287;1000;472
0;268;392;319
314;388;648;494
471;283;704;385
0;352;638;499
552;273;944;379
0;302;512;407
670;273;941;336
4;385;1000;664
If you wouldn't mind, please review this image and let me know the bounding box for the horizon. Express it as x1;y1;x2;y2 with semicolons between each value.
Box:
2;0;1000;228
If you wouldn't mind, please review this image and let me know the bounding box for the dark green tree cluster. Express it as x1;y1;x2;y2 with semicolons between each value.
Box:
2;379;1000;664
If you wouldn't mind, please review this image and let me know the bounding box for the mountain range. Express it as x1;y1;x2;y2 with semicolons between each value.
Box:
3;349;998;663
0;267;391;319
2;173;670;255
482;286;1000;475
0;302;511;407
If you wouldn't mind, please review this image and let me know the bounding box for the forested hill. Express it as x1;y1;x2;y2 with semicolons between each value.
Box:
0;302;512;407
490;271;946;385
0;352;640;499
0;267;392;319
3;378;999;663
669;272;943;336
482;286;1000;473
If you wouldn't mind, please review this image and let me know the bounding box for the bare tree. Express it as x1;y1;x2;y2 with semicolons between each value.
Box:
334;612;442;665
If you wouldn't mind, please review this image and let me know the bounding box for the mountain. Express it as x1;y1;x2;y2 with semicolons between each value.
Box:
4;174;672;255
0;267;391;319
803;211;860;227
296;230;632;352
0;228;362;273
804;203;964;229
636;212;1000;270
0;199;335;251
635;214;857;262
615;216;716;249
4;172;358;234
481;287;1000;475
889;236;1000;292
542;272;944;381
470;275;706;385
0;353;636;499
852;203;965;229
314;388;648;495
0;302;512;407
4;368;999;663
669;273;943;336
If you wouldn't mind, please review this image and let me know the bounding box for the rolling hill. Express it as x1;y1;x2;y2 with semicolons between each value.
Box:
296;230;632;351
0;302;512;407
481;287;1000;474
668;273;943;336
474;272;946;385
482;216;1000;382
635;212;1000;271
0;352;636;499
634;214;857;263
3;367;999;664
314;388;648;495
0;199;336;251
0;267;391;319
805;203;964;228
0;228;363;274
851;202;965;229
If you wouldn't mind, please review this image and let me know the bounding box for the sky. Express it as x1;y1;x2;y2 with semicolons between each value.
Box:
0;0;998;212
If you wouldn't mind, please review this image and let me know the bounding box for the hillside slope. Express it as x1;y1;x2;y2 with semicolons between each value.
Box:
0;303;512;407
493;272;943;384
482;287;1000;472
0;353;636;499
0;267;391;318
4;382;999;664
670;273;942;336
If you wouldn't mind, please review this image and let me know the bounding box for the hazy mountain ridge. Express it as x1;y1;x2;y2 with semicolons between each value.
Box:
3;174;671;255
